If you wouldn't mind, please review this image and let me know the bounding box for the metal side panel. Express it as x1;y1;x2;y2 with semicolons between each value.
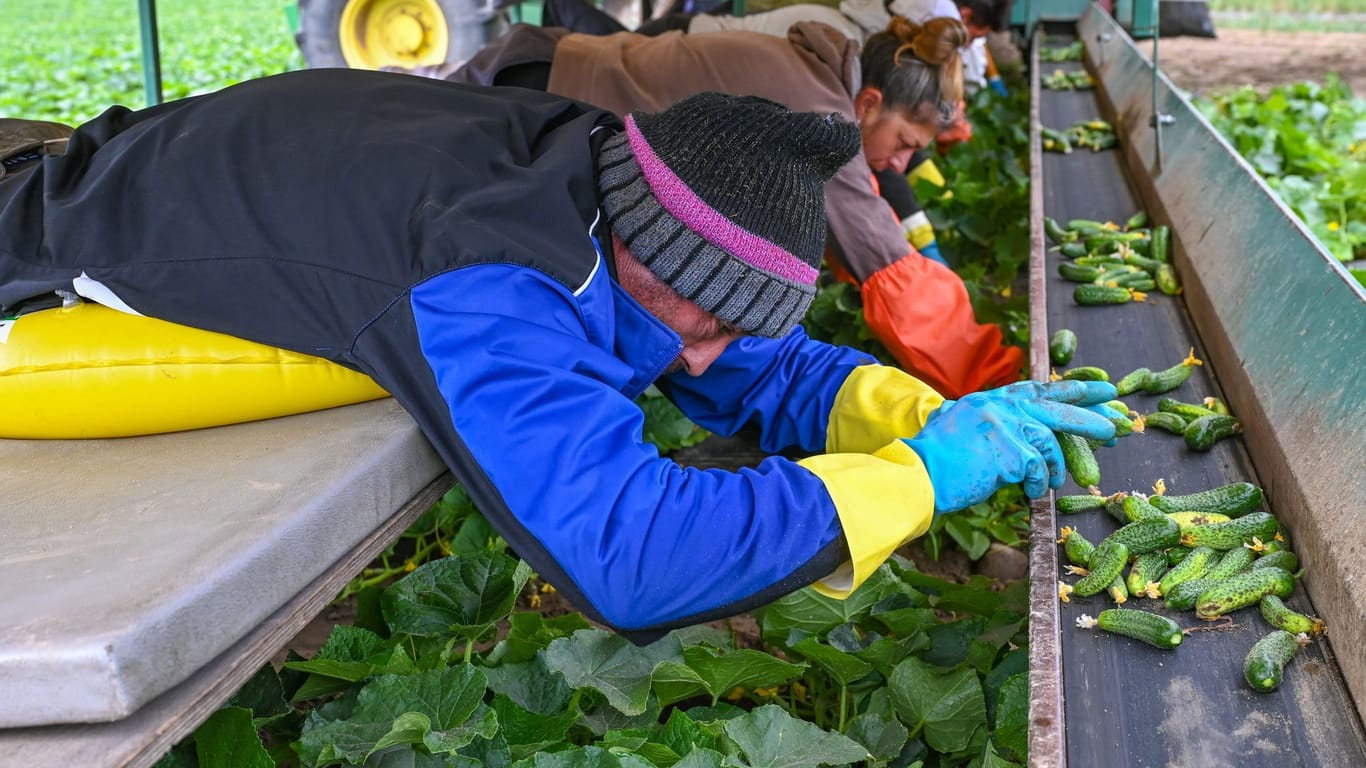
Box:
0;399;446;727
1077;5;1366;722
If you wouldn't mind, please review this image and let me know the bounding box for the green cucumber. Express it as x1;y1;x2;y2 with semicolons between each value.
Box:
1157;546;1219;595
1114;368;1152;396
1122;252;1164;273
1150;224;1171;262
1127;551;1169;597
1154;263;1182;295
1150;482;1263;518
1049;329;1078;365
1194;567;1295;619
1059;526;1096;566
1167;547;1193;567
1067;218;1111;232
1102;515;1181;554
1075;541;1130;597
1203;546;1256;581
1098;273;1155;292
1244;630;1305;693
1166;511;1232;527
1044;216;1074;243
1073;256;1127;269
1124;210;1149;230
1260;595;1325;636
1203;396;1231;415
1074;284;1135;305
1081;608;1183;649
1156;397;1220;421
1253;550;1300;573
1142;348;1203;394
1058;241;1090;259
1143;411;1188;435
1059;262;1104;282
1184;414;1242;452
1179;511;1279;551
1164;577;1220;611
1057;493;1110;514
1058;431;1101;488
1122;494;1167;522
1107;575;1129;604
1060;365;1110;382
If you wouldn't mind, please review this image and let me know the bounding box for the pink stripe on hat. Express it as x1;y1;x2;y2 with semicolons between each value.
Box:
625;115;819;286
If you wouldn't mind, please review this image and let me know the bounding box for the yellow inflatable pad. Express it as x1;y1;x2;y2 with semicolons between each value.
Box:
0;303;389;439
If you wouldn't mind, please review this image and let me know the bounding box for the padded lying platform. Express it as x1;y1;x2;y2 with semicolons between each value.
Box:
0;399;446;729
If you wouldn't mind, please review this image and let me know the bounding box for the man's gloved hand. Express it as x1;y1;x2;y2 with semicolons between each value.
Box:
917;239;948;266
902;381;1119;514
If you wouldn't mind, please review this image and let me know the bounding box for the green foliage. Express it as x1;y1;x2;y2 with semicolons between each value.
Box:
921;85;1034;350
0;0;300;125
166;547;1028;767
1194;77;1366;277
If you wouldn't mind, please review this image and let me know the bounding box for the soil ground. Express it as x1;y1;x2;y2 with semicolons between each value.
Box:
1133;28;1366;98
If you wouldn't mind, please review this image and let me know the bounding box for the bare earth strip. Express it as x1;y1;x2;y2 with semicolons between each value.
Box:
1135;27;1366;97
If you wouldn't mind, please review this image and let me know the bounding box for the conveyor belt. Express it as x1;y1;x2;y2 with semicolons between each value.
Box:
1035;33;1366;768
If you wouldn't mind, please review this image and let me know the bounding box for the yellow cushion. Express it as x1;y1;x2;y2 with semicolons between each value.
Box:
0;303;388;439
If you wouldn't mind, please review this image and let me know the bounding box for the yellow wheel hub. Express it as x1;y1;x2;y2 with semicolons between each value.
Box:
339;0;450;70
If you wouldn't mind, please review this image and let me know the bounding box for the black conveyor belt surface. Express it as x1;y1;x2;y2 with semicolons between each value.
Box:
1038;46;1366;768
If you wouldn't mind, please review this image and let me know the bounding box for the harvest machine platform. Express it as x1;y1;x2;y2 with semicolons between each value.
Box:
1024;7;1366;766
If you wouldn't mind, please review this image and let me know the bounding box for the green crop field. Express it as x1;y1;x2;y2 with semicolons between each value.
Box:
0;0;301;125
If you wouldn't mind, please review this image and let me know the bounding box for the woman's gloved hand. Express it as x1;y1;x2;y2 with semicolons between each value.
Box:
901;381;1119;514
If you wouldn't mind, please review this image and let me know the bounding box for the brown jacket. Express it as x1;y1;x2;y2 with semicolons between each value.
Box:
451;22;911;282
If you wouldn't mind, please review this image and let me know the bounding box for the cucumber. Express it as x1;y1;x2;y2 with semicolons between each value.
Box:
1203;546;1256;581
1252;550;1300;574
1122;252;1164;273
1058;431;1101;488
1044;216;1074;243
1108;410;1138;437
1260;595;1326;636
1075;541;1130;597
1114;367;1152;396
1107;575;1129;604
1154;263;1182;295
1102;515;1181;554
1058;241;1090;259
1142;348;1203;394
1184;414;1242;452
1150;482;1263;518
1049;329;1078;365
1165;511;1232;527
1100;271;1155;290
1057;493;1109;514
1156;397;1220;421
1122;494;1167;522
1150;224;1171;262
1067;218;1111;232
1244;630;1306;693
1125;210;1149;230
1059;262;1104;282
1059;526;1096;566
1179;512;1279;550
1127;551;1169;597
1157;546;1218;595
1143;411;1188;435
1073;256;1127;269
1074;284;1135;305
1167;547;1192;567
1203;396;1232;416
1080;608;1183;649
1061;365;1110;382
1164;577;1220;611
1194;567;1295;619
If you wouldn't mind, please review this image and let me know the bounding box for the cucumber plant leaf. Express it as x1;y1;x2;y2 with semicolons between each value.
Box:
992;672;1029;763
194;707;274;768
843;713;910;763
720;704;870;768
381;552;532;642
679;645;806;704
483;655;574;715
889;658;987;754
510;746;657;768
543;629;684;716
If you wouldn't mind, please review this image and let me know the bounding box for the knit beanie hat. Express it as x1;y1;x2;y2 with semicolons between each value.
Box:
597;92;861;338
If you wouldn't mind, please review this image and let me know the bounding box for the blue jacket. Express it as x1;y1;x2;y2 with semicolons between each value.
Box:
0;69;943;637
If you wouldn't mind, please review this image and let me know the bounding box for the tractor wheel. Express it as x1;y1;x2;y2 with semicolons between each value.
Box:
296;0;509;71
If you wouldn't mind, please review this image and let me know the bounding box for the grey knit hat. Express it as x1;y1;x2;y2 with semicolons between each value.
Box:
597;92;861;338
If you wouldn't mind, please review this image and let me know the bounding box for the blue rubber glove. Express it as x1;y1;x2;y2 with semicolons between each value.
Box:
988;76;1009;97
918;239;948;267
902;381;1118;514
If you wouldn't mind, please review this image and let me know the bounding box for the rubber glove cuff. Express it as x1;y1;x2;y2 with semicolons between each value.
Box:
918;240;948;267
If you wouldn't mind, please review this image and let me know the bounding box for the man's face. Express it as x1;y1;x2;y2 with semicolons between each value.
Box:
613;237;746;377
